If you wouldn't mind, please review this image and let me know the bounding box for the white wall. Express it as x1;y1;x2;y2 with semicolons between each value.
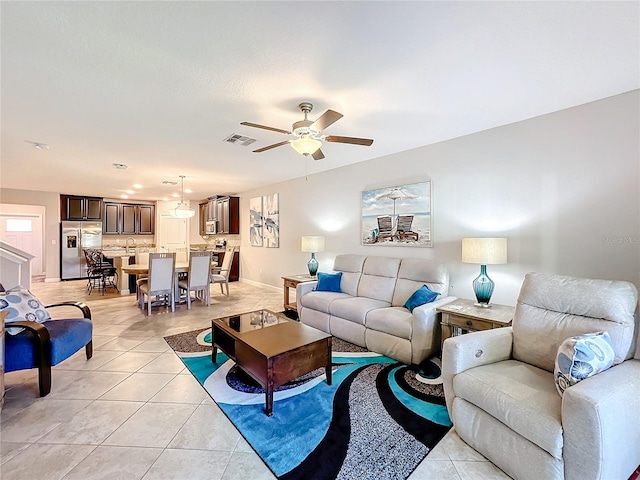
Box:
239;91;640;306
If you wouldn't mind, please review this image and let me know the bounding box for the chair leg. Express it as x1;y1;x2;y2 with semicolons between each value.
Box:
225;280;229;296
38;363;52;397
187;289;191;310
148;295;152;316
85;340;93;360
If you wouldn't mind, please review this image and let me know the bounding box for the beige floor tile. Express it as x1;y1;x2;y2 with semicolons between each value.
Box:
408;459;462;480
131;337;171;353
37;400;144;445
103;402;197;448
142;448;233;480
54;349;125;371
168;404;241;451
0;443;95;480
92;335;119;348
1;398;92;443
220;451;276;480
233;435;255;453
100;373;176;401
138;352;187;374
454;460;514;479
48;371;131;400
424;439;451;460
62;445;163;480
0;442;30;465
97;336;147;351
150;373;211;404
96;351;162;372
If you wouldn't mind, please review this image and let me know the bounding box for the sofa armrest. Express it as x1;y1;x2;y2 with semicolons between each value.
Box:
562;360;640;480
45;301;91;320
441;327;514;413
296;281;318;312
410;296;458;362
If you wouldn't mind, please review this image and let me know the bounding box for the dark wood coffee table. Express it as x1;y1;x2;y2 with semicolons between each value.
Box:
211;309;332;416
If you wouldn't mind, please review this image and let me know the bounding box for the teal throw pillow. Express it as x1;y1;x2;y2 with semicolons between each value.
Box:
0;286;51;335
554;331;615;397
404;285;439;312
316;272;342;293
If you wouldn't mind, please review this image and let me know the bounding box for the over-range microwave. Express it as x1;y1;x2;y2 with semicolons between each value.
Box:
205;220;217;235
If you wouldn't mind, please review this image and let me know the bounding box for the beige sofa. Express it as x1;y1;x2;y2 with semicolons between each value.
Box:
442;272;640;480
297;254;455;365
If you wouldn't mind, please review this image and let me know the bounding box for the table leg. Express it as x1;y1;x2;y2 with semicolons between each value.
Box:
212;345;218;364
325;337;332;386
266;360;274;416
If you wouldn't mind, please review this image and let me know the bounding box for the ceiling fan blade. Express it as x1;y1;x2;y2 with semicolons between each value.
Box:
324;135;374;146
253;140;291;153
311;109;343;132
241;122;290;135
312;149;325;161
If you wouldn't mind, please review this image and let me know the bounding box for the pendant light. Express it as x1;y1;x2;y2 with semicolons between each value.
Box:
173;175;195;218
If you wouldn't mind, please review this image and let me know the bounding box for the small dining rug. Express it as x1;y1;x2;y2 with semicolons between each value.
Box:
164;326;452;480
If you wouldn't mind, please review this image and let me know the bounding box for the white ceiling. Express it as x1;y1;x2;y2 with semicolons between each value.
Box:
1;1;638;203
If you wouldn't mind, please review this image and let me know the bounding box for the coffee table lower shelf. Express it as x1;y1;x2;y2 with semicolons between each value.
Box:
211;311;332;416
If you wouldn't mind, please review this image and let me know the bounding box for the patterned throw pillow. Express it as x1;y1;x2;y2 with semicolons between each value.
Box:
0;286;51;335
554;331;615;396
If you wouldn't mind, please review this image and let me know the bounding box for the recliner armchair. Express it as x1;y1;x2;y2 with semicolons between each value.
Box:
442;272;640;480
5;301;93;397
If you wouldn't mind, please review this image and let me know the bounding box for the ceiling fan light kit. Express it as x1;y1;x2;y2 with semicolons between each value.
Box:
241;102;373;160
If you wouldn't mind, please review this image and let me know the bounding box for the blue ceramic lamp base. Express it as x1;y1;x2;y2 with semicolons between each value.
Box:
307;253;319;277
473;265;495;308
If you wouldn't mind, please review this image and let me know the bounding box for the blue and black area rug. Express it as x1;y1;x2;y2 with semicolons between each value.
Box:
164;327;452;480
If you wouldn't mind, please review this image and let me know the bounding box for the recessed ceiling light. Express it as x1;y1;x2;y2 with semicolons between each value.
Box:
126;190;134;194
132;184;142;189
185;188;192;194
172;193;180;198
113;163;128;170
121;194;129;199
162;197;169;201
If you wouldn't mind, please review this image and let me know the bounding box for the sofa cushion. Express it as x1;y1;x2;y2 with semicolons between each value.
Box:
1;286;51;335
316;272;343;292
554;331;615;396
404;285;438;312
299;291;351;314
366;307;413;340
392;259;449;306
357;257;400;303
333;255;366;296
329;296;390;325
513;273;638;372
453;360;563;459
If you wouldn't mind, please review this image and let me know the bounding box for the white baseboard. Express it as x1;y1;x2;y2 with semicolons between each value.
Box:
239;277;280;292
45;277;61;283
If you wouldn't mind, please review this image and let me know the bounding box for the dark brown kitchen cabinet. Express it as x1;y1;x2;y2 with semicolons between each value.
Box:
103;201;155;235
216;196;239;234
103;202;120;234
199;202;208;235
61;195;103;221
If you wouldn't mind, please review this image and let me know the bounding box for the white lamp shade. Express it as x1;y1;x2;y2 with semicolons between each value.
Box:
173;202;195;218
291;137;322;155
462;238;507;265
301;236;325;253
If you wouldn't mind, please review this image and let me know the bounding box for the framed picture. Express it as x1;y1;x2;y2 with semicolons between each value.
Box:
263;193;280;248
361;181;432;247
249;196;263;247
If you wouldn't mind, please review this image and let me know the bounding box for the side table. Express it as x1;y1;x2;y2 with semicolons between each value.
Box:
437;298;514;350
281;274;317;312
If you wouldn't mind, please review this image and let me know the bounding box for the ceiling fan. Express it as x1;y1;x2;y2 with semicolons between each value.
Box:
241;102;373;160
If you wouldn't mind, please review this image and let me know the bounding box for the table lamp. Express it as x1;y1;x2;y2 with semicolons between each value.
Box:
301;236;325;276
462;237;507;307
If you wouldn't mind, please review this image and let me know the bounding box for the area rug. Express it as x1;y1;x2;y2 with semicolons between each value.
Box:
164;326;452;480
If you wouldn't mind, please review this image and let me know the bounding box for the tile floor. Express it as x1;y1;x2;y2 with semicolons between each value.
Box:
1;279;511;479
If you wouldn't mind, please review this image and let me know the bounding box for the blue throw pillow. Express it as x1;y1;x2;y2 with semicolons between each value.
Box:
404;285;439;312
316;272;342;293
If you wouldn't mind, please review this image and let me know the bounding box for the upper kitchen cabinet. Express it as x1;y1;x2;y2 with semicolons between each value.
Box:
103;201;155;235
61;195;103;221
217;196;240;234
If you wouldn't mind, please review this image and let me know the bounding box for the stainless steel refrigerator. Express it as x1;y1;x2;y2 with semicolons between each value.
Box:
60;221;103;280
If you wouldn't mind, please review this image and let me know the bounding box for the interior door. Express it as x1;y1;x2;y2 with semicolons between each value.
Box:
0;213;44;276
159;215;187;259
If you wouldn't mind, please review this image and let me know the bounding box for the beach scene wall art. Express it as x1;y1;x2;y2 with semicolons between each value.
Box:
361;181;432;247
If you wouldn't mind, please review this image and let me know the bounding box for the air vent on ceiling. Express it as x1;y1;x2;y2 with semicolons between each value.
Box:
162;180;178;186
224;133;257;147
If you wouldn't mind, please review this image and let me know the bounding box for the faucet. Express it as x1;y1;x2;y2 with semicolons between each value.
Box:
126;237;136;255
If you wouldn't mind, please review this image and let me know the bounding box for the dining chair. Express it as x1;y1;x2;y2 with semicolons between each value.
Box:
211;247;235;296
137;252;176;315
178;251;212;309
83;248;118;295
